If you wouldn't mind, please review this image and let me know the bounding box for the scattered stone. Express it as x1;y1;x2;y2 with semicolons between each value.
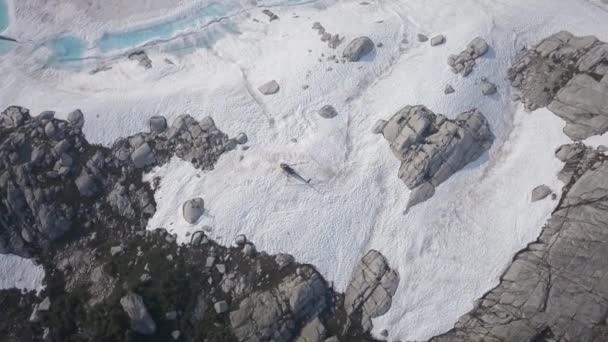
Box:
234;234;247;246
110;245;123;256
480;79;497;95
430;35;445;46
319;105;338;119
417;34;429;42
258;80;280;95
343;37;375;62
531;184;552;202
235;133;248;145
128;51;153;69
120;292;157;335
262;9;279;21
444;84;455;94
182;198;204;224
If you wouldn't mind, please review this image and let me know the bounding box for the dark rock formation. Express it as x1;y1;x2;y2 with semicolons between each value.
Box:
0;106;227;257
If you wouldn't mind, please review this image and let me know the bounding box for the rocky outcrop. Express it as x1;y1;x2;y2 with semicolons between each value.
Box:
431;144;608;342
508;31;608;140
0;106;228;257
230;265;328;342
448;37;489;76
343;37;375;62
343;250;399;334
378;105;494;209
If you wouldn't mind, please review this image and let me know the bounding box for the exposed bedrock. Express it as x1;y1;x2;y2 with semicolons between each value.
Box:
375;105;494;210
431;144;608;342
0;105;228;257
508;31;608;140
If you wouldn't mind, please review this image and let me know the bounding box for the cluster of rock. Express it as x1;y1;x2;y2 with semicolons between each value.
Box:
262;9;279;22
0;105;399;341
128;50;152;69
415;33;446;46
0;105;228;257
312;22;344;49
448;37;490;76
508;31;608;140
431;143;608;342
374;105;494;210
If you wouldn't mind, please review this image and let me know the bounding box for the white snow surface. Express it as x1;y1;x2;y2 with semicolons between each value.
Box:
2;0;608;340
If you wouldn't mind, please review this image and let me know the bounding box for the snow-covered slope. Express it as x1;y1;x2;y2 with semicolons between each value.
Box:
2;0;608;340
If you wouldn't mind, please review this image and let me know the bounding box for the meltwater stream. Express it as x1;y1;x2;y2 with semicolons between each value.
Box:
48;0;317;62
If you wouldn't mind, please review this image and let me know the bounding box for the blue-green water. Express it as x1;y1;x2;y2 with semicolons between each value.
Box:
98;2;230;53
0;0;8;33
50;35;87;61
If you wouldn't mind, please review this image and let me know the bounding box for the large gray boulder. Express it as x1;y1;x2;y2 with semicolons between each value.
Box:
343;250;399;334
67;109;85;128
149;116;167;133
120;292;157;335
183;198;205;224
131;143;155;168
258;80;280;95
379;105;494;208
531;184;552;202
319;105;338;119
343;37;375;62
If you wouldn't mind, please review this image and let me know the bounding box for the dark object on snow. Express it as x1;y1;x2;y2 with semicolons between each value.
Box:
280;163;311;183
